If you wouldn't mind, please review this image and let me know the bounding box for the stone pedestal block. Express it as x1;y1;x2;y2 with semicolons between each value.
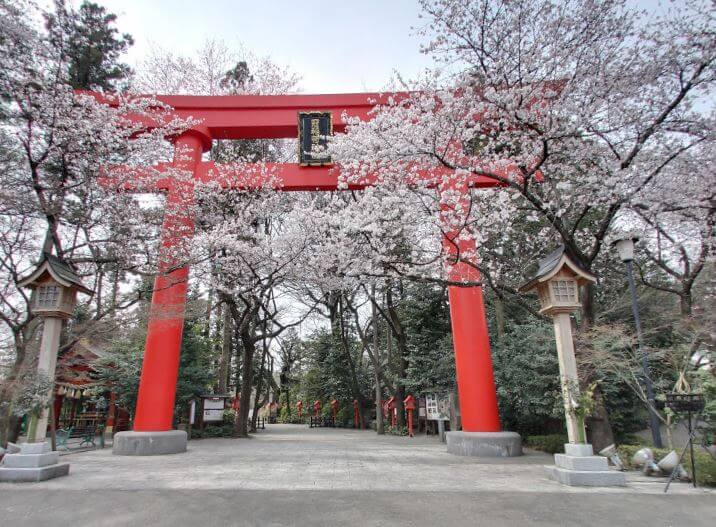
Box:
564;443;594;457
0;442;69;483
0;462;70;482
2;451;59;468
446;431;522;457
113;430;187;456
546;443;626;487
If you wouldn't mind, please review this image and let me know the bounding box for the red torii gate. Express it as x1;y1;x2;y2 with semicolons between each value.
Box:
101;92;508;454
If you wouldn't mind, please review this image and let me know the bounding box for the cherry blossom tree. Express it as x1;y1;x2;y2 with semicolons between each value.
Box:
0;0;193;445
331;0;714;320
324;0;714;445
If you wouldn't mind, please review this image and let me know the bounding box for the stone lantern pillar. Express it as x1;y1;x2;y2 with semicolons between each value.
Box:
18;253;93;443
520;246;625;487
0;254;91;482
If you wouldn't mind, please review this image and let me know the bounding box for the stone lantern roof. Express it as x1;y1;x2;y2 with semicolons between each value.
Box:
519;245;596;293
18;253;92;294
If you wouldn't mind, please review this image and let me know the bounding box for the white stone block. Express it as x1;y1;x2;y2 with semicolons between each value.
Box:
0;463;69;482
546;465;626;487
2;451;60;468
554;453;609;471
18;442;51;455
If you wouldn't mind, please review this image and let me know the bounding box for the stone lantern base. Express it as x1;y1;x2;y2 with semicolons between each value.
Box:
546;443;626;486
0;442;69;482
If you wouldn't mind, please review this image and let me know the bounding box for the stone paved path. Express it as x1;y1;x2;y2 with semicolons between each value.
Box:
1;424;714;526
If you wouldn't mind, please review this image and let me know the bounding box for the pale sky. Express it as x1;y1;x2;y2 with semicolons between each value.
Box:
89;0;678;95
93;0;435;94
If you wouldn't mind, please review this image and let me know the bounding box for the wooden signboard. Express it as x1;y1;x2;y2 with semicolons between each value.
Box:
298;111;332;166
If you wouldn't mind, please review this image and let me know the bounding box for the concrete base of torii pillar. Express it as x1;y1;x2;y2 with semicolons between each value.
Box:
443;280;523;458
112;430;187;456
446;431;523;457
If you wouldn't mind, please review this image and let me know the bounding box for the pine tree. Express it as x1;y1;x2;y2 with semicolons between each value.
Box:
46;1;134;91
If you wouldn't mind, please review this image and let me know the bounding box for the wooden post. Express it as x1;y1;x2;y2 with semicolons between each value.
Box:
552;312;583;443
31;318;63;442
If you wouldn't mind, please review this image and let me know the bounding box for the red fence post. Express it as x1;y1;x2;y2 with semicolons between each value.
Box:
404;395;416;437
330;399;338;423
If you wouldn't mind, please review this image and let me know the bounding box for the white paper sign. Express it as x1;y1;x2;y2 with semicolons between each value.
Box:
425;393;450;421
203;409;223;422
204;398;225;410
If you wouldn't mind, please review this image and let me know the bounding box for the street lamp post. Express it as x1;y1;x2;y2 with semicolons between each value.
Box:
612;235;663;448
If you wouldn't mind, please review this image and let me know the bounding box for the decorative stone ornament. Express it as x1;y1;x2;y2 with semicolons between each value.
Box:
0;441;70;482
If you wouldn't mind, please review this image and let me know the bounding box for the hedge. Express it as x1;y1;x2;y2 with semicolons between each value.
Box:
524;434;568;454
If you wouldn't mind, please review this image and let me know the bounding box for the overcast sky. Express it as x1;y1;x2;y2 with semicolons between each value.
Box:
92;0;434;93
89;0;673;94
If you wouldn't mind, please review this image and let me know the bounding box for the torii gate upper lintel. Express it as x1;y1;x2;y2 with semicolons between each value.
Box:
99;92;510;454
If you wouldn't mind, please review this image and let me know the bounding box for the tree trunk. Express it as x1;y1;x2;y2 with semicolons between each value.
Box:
372;296;385;435
217;304;232;394
250;337;269;432
494;295;506;340
285;384;291;418
679;291;693;318
585;386;615;452
203;287;213;338
580;283;596;327
386;284;408;429
339;312;368;426
330;294;368;427
235;327;255;438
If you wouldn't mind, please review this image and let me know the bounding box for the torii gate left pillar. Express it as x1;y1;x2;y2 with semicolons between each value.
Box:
113;130;209;455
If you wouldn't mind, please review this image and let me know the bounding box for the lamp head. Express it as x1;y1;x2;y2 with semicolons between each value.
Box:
612;234;639;262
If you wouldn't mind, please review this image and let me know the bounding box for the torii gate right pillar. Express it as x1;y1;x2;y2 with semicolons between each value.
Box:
440;184;522;457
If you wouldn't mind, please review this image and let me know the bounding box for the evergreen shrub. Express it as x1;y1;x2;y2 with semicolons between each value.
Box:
524;434;568;454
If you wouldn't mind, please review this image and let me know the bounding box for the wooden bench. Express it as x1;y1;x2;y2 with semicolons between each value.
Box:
56;424;105;449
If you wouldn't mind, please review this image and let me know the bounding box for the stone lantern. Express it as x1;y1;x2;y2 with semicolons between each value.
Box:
1;254;91;482
520;245;596;442
18;253;92;443
520;246;625;487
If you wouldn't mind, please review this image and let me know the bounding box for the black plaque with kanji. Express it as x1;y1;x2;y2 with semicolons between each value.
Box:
298;111;332;166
